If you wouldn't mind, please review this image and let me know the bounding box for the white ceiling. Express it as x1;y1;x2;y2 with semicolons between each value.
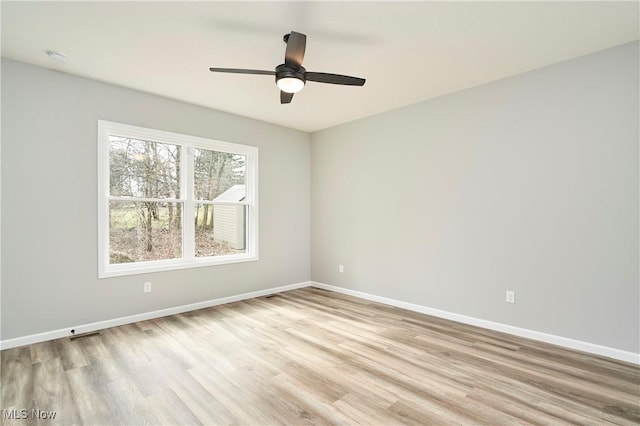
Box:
2;1;638;132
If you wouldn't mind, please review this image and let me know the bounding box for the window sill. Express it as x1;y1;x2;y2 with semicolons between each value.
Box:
99;254;259;278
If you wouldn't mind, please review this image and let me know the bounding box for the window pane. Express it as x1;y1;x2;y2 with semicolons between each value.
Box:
109;201;182;263
109;136;181;198
193;148;246;201
195;203;247;257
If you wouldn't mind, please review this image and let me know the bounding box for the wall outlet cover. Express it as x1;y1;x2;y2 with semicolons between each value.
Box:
506;291;515;304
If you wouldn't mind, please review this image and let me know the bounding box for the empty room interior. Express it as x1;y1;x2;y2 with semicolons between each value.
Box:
1;1;639;425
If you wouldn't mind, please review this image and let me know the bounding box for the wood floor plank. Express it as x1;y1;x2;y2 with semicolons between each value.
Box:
32;357;82;425
189;366;282;425
271;372;359;425
1;346;34;410
145;389;203;426
29;341;58;365
1;287;638;425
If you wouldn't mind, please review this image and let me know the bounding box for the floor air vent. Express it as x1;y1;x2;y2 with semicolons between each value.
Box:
69;330;102;341
264;294;281;299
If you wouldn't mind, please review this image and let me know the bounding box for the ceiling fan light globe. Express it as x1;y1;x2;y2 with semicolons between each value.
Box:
277;77;305;93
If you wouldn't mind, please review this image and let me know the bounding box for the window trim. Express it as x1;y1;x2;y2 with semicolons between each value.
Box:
97;120;258;278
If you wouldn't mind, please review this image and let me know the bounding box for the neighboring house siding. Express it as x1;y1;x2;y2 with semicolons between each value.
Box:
213;185;246;250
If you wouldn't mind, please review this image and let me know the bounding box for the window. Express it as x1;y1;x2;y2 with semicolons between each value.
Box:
98;120;258;278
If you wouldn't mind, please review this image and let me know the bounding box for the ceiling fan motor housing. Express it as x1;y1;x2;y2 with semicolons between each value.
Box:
275;64;306;84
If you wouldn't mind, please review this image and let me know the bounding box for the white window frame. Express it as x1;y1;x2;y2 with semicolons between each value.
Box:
97;120;258;278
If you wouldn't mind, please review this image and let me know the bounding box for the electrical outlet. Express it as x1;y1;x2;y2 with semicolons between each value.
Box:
338;264;344;273
506;290;515;304
144;282;152;293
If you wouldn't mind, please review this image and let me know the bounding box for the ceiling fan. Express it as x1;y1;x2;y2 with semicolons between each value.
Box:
210;31;366;104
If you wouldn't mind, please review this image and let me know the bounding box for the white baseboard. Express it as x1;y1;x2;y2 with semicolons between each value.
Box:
4;280;638;365
0;281;311;350
311;281;640;365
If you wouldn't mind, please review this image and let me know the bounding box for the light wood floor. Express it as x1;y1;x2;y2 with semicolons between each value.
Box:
1;287;639;425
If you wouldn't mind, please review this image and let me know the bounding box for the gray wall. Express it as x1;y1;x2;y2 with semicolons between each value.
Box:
311;42;639;353
1;59;310;340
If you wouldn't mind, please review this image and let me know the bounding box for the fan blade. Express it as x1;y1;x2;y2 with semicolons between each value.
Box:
284;31;306;67
306;72;365;86
209;68;274;76
280;91;294;104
